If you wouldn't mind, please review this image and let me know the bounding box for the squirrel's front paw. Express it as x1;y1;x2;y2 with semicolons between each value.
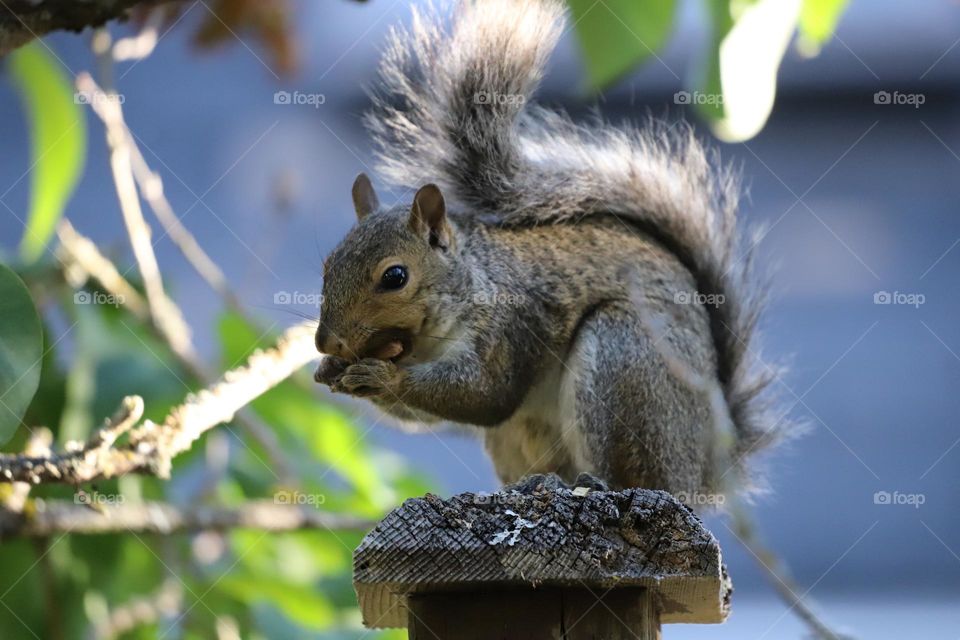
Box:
333;358;400;398
314;355;350;386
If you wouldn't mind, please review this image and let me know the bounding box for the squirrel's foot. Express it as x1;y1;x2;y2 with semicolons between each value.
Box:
332;358;400;398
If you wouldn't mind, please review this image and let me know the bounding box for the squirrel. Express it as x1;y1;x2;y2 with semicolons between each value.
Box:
313;0;789;500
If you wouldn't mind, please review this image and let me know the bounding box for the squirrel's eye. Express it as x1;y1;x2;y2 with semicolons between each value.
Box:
379;265;408;291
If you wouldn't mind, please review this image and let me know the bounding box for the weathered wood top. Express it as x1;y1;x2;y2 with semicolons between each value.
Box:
354;474;731;627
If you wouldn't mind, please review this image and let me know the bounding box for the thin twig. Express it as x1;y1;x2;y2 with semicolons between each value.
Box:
128;142;243;311
77;70;198;370
729;503;850;640
56;220;149;319
111;8;165;63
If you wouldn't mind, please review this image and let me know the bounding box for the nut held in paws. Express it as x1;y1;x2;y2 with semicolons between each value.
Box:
374;341;404;360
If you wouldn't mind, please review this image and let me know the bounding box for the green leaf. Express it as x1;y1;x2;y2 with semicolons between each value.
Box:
568;0;677;90
798;0;849;53
693;0;736;124
0;263;43;444
21;320;67;438
695;0;802;141
8;41;86;263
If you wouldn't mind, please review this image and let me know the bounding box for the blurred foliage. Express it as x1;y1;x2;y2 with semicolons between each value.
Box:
567;0;677;90
0;264;42;445
140;0;850;142
0;267;432;639
193;0;297;74
7;41;86;262
565;0;851;141
0;57;431;640
798;0;850;53
0;255;433;638
133;0;297;76
174;0;850;141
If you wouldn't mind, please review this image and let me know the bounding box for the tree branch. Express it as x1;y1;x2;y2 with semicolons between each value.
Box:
0;321;318;485
0;499;375;537
3;428;53;512
0;0;177;56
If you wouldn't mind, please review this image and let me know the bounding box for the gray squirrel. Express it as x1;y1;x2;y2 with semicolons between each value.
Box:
313;0;790;501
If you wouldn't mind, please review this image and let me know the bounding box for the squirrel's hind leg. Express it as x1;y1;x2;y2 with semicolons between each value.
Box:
564;300;716;494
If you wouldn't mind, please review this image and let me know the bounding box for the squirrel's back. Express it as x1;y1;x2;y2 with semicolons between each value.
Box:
457;213;712;354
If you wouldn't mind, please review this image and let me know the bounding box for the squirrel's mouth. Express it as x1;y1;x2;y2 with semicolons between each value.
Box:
359;327;415;363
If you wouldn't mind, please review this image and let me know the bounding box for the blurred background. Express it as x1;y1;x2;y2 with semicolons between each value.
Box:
0;0;958;638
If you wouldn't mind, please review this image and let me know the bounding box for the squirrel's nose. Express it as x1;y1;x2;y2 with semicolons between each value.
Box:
315;326;329;353
315;326;345;357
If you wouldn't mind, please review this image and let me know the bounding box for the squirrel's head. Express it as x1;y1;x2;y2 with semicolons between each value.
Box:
316;174;459;362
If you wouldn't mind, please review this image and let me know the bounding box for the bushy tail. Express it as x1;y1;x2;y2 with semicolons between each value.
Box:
368;0;788;474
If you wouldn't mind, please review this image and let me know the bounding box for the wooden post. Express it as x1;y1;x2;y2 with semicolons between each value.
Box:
354;474;731;639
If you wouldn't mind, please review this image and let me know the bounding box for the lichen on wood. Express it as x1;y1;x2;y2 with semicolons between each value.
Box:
354;473;732;628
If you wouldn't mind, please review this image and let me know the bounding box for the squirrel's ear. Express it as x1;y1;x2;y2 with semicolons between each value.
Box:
351;173;380;221
409;184;450;250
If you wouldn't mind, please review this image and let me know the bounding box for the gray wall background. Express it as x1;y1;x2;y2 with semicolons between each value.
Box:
1;0;958;637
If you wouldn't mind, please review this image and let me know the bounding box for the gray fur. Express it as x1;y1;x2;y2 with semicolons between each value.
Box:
366;0;789;475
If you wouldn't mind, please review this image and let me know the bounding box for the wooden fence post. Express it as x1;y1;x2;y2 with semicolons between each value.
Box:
354;474;731;639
